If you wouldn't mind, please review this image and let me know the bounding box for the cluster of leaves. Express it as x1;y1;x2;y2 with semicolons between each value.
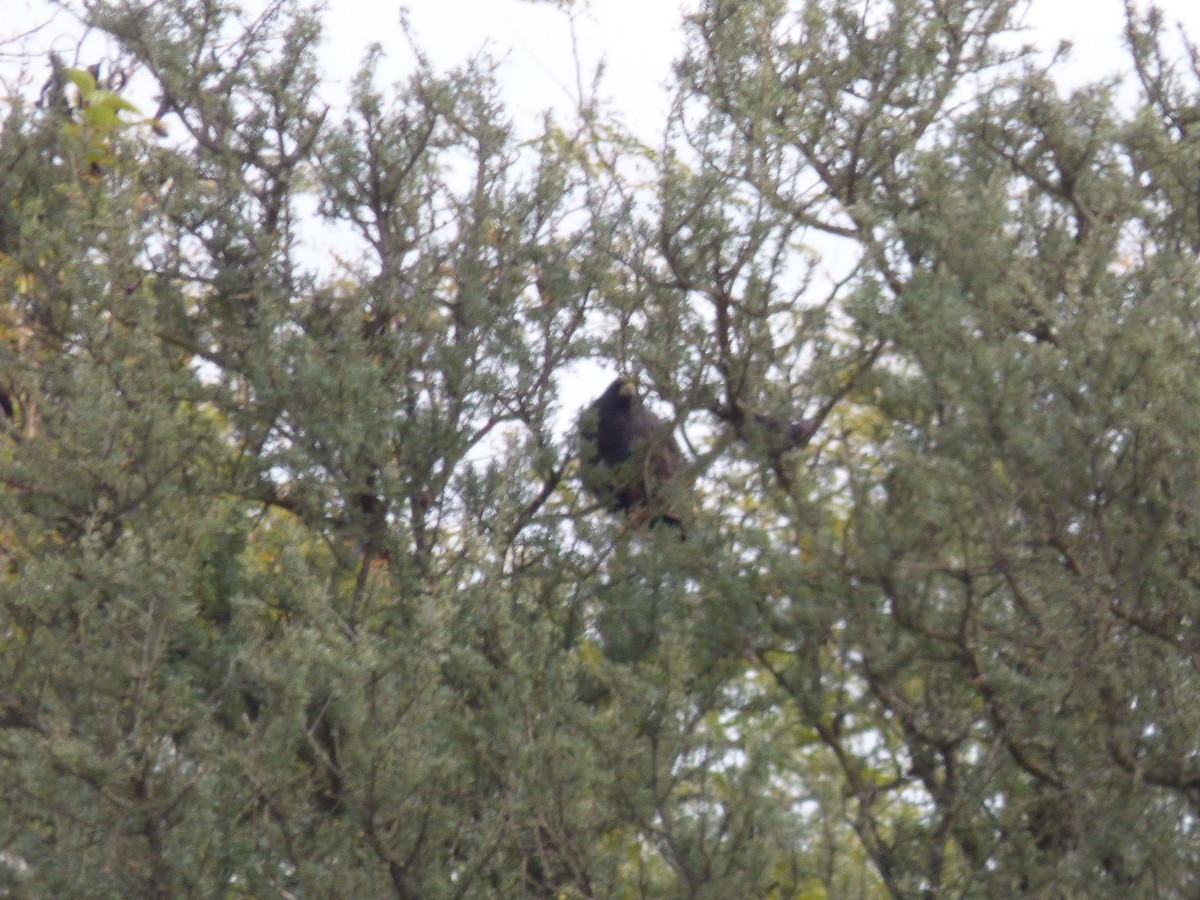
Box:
1;0;1199;896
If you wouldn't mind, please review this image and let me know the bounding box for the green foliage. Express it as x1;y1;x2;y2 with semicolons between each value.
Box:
2;0;1200;896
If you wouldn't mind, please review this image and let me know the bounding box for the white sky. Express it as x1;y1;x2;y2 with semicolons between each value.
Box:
6;0;1200;144
340;0;1200;141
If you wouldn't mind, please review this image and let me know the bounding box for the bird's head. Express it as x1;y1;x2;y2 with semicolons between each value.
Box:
599;375;637;409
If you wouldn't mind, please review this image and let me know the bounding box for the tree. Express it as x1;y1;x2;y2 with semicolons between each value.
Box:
1;0;1198;896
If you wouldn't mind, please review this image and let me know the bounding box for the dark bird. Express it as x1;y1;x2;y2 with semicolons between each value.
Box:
578;376;686;531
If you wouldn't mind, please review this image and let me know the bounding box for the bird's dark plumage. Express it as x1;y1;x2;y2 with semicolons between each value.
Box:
578;377;686;530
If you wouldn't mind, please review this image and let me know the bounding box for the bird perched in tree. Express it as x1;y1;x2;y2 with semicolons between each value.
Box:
577;376;686;532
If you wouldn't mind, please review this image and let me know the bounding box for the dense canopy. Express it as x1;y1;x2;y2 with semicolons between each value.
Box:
2;0;1200;896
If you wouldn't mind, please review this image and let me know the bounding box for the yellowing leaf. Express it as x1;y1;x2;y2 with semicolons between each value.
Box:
64;67;97;97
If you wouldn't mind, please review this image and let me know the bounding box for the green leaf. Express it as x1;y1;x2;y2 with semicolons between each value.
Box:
64;67;96;98
89;89;141;116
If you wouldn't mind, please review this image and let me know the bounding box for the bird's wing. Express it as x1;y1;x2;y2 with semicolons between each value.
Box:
631;410;684;496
